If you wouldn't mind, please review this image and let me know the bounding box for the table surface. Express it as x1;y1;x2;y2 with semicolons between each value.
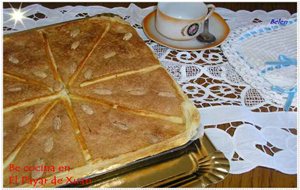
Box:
3;2;297;188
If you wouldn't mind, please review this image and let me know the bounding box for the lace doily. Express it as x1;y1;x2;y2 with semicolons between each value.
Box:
3;3;297;175
221;17;297;109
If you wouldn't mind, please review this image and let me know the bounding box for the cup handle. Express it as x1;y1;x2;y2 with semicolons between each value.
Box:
181;4;215;37
204;4;215;21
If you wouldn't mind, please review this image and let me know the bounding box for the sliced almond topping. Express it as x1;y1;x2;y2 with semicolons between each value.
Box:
70;28;80;38
112;121;128;131
53;81;63;92
69;62;77;75
81;104;94;115
44;137;54;153
7;86;22;92
41;65;49;70
123;32;133;41
53;115;61;131
71;41;80;50
18;111;34;127
8;55;19;64
93;88;112;95
115;25;127;33
33;70;48;79
158;91;176;98
32;158;45;179
128;88;146;96
84;69;93;80
104;51;116;59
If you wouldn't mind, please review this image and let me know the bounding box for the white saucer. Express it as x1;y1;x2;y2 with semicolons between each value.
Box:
142;10;230;51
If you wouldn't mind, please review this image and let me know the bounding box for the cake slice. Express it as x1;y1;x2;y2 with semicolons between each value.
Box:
3;101;86;187
4;75;53;107
4;102;50;160
71;99;186;161
4;30;58;88
43;18;110;83
70;67;185;118
70;18;160;87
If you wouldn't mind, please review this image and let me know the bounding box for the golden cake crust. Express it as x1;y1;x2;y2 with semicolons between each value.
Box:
3;16;200;187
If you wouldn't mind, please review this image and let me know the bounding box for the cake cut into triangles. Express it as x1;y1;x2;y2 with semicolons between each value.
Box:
3;16;200;187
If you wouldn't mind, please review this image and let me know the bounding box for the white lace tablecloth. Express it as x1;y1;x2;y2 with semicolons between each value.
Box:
3;3;297;175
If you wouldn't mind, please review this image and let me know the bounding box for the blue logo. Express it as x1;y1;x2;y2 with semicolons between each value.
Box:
270;18;288;25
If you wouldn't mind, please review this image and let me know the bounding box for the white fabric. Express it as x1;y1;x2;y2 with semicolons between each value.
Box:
3;3;297;175
222;18;297;106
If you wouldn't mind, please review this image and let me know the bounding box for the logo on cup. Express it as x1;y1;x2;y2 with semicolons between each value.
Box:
187;23;199;36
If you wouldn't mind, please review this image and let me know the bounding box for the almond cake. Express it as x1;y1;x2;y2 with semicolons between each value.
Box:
3;15;200;187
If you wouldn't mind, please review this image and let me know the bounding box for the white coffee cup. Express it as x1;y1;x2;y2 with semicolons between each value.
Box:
155;2;215;41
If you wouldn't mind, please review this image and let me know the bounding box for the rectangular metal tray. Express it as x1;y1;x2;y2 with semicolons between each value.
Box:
62;134;230;187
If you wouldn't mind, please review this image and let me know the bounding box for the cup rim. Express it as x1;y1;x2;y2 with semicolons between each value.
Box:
157;3;208;21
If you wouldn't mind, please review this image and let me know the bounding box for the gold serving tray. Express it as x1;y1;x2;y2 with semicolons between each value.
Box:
62;134;229;187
